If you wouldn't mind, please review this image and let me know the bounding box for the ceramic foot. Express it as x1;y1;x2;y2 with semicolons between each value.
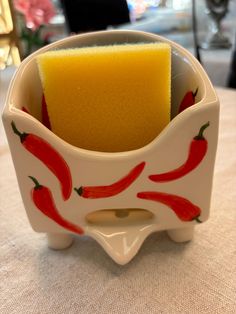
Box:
47;233;74;250
167;226;194;243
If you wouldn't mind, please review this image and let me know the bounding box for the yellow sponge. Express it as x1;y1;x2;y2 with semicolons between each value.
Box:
37;43;171;152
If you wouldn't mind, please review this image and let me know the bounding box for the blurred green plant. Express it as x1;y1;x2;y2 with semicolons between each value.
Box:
14;0;56;57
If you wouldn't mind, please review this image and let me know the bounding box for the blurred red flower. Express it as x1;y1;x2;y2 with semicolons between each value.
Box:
14;0;55;31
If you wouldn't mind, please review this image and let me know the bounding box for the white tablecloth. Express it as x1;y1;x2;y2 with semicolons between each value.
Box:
0;80;236;313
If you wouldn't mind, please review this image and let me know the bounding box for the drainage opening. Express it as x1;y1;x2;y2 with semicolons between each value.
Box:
86;208;154;226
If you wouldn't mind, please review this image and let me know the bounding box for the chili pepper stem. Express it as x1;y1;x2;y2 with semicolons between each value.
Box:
29;176;42;189
11;121;27;142
74;187;83;196
194;216;202;223
194;121;210;140
11;121;22;137
193;87;198;98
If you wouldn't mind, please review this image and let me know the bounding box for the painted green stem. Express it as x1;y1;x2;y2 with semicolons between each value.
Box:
29;176;42;189
194;216;202;223
74;187;83;196
193;87;198;97
194;122;210;140
11;121;28;143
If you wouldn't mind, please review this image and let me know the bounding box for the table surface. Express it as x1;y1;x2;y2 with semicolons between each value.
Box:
0;70;236;313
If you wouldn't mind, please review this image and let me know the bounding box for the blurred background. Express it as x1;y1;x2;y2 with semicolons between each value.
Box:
0;0;236;87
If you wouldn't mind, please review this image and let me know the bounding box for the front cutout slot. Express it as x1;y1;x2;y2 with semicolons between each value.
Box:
86;208;154;226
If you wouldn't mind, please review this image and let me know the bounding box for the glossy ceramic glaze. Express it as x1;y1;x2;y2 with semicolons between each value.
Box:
2;30;219;265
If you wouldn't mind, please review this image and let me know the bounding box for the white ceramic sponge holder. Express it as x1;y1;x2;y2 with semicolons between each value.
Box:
2;31;219;265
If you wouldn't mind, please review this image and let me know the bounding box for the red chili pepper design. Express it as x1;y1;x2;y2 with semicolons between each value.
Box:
179;88;198;113
149;122;209;183
22;106;29;114
137;191;202;222
42;94;51;130
11;121;72;200
29;176;83;234
74;162;145;199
